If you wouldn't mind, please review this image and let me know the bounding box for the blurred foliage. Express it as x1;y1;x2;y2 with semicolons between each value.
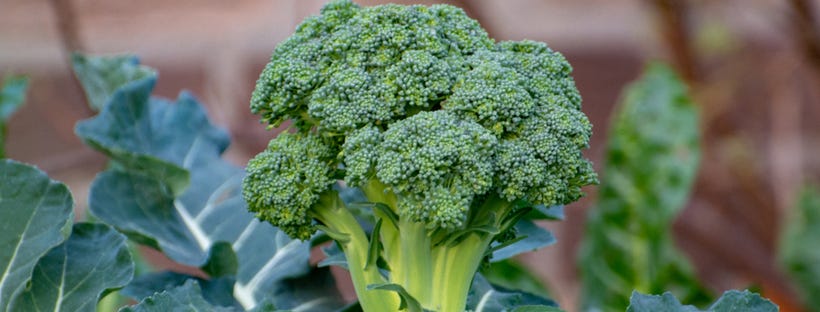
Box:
482;259;551;299
578;63;711;311
627;290;777;312
779;185;820;310
0;75;29;158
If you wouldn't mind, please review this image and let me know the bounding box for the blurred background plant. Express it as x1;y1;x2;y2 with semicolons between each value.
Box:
1;0;818;311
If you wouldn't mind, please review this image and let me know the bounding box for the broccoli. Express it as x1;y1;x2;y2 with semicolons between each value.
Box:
243;1;597;311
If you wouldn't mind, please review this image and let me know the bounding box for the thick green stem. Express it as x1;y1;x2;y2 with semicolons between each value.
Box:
311;192;401;311
431;234;494;312
428;195;516;312
399;220;434;307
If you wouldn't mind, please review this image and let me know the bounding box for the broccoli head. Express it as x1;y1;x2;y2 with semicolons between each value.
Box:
243;1;597;311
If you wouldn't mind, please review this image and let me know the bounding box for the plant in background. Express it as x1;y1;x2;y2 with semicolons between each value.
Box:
779;186;820;310
578;63;711;311
241;0;597;311
0;75;29;158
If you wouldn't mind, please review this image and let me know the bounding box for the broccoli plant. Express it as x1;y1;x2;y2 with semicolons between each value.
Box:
241;1;597;311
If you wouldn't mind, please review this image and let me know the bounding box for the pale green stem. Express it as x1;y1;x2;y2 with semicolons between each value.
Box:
311;193;400;311
399;220;434;308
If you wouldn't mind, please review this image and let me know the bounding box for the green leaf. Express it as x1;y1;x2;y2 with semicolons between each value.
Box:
71;53;155;112
626;290;778;312
122;272;239;308
466;274;558;312
524;205;564;221
490;219;555;262
120;280;238;312
0;75;29;122
779;185;820;308
269;267;346;311
75;56;324;310
579;63;710;312
0;75;29;158
367;283;424;312
8;223;134;312
75;78;195;196
0;159;73;311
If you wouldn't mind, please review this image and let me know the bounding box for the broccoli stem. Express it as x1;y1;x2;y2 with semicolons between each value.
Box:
431;233;494;312
398;219;434;307
310;192;401;311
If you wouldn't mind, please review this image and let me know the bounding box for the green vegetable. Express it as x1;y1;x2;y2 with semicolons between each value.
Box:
242;1;597;311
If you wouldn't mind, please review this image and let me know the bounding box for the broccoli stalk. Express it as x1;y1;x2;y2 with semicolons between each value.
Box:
243;1;597;311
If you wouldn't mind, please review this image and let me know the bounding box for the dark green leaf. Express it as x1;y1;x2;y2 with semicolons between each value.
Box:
119;280;238;312
270;266;346;311
779;185;820;308
203;242;239;278
0;75;29;158
466;274;558;312
8;223;134;312
490;220;555;262
627;290;778;312
0;160;73;311
71;53;155;112
579;63;710;312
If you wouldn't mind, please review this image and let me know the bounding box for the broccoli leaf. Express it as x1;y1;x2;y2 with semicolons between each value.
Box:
122;272;239;308
779;185;820;308
71;53;155;112
7;223;134;312
0;75;29;158
579;63;710;312
0;160;73;311
120;280;238;312
466;274;560;312
626;290;777;312
490;219;556;262
73;54;331;310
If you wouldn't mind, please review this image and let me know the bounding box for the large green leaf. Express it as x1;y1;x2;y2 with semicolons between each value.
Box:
71;53;155;112
579;63;709;312
74;54;322;310
0;75;29;158
627;290;778;312
779;186;820;309
7;223;134;312
75;78;194;195
0;160;73;311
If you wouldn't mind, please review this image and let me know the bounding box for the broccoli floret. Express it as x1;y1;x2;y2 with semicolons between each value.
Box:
242;133;337;240
377;110;496;230
243;1;596;311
